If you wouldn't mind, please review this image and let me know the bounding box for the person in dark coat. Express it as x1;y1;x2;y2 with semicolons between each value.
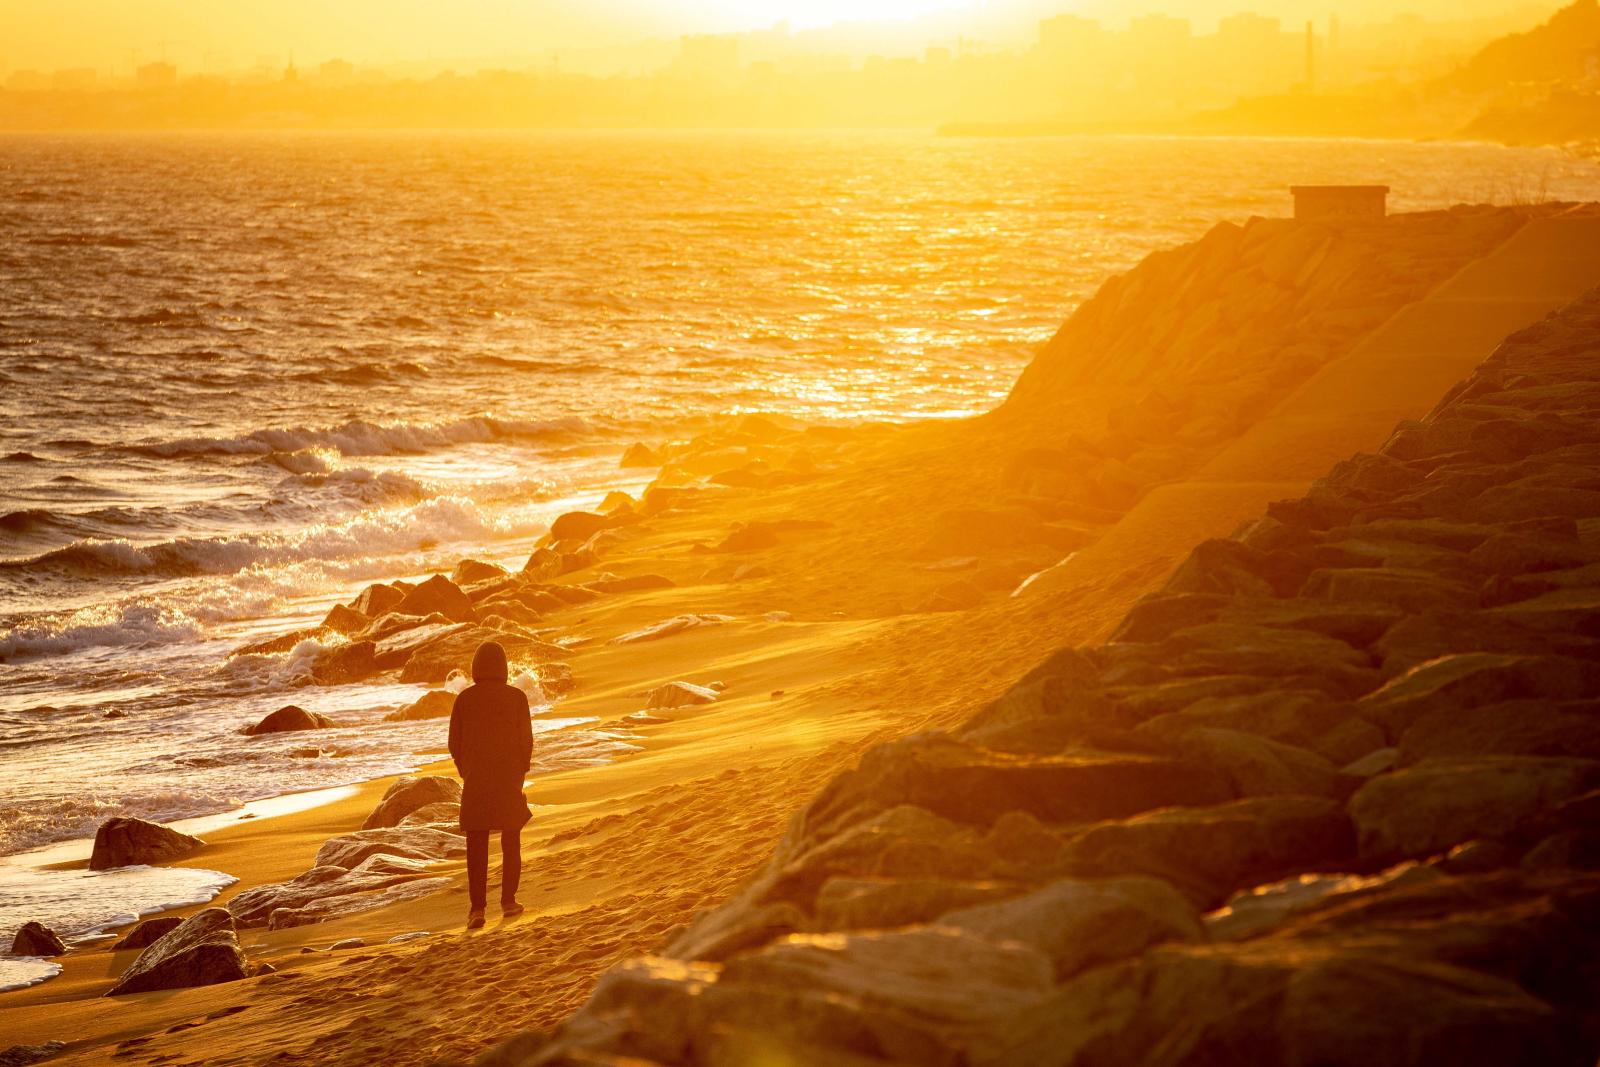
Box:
447;640;533;928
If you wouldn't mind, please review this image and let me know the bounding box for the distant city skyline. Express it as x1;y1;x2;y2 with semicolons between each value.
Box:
0;0;1555;75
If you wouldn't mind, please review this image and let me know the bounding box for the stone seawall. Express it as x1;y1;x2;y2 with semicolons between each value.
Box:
483;286;1600;1065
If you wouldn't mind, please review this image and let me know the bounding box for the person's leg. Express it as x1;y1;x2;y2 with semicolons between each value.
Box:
465;830;489;914
499;827;522;911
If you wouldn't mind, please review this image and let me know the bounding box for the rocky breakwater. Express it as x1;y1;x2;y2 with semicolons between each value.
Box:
989;204;1576;528
478;287;1600;1066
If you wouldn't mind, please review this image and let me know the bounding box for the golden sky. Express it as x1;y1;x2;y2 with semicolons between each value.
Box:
0;0;971;72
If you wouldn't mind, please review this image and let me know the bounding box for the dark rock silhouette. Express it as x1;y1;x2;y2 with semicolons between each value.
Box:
103;908;247;996
9;922;65;957
361;775;463;830
243;705;335;735
89;817;204;870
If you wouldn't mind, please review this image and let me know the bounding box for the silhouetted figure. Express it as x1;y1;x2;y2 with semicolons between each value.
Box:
448;641;533;929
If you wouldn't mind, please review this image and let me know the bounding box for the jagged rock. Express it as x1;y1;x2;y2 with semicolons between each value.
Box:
797;733;1233;841
521;547;564;581
1058;795;1356;909
309;641;376;685
362;776;463;830
314;826;468;870
813;878;1026;932
243;705;335;736
9;922;65;957
1350;756;1600;863
1301;567;1479;613
1469;530;1599;575
1467;484;1600;523
0;1041;66;1067
1162;538;1311;598
534;661;576;695
1168;728;1347;798
994;935;1575;1067
451;558;508;587
548;584;600;605
392;575;477;625
372;621;469;670
718;927;1053;1055
90;817;205;871
383;689;456;722
1357;653;1600;738
1156;622;1381;697
355;611;431;643
644;682;719;709
110;917;183;950
350;583;406;618
550;511;608;543
1205;861;1450;941
399;801;461;829
1399;697;1600;764
104;908;248;996
1373;610;1600;676
620;442;663;468
1136;688;1380;763
940;876;1203;981
586;573;675;594
320;603;370;636
228;854;440;928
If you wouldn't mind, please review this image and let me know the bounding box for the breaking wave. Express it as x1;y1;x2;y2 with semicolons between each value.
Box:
123;415;593;459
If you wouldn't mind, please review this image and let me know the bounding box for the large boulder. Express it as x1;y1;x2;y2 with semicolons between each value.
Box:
451;558;508;586
392;575;477;625
104;908;248;997
939;876;1203;981
399;801;462;828
350;582;406;618
309;640;376;685
586;574;675;594
1167;728;1347;798
382;690;456;723
372;621;469;670
320;603;370;636
797;733;1233;841
361;775;463;830
9;922;65;957
90;817;205;871
550;511;608;543
1399;698;1600;764
110;917;183;951
265;875;452;931
1357;653;1600;739
1058;795;1357;909
813;878;1025;932
243;705;335;736
1135;688;1384;766
1349;756;1600;863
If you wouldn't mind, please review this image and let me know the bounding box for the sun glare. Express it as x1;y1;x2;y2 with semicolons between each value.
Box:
715;0;967;29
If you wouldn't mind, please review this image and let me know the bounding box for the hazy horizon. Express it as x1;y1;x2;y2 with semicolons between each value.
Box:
0;0;1555;75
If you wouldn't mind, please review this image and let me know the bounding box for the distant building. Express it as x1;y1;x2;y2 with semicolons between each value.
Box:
136;61;176;88
1218;12;1284;50
5;69;49;91
1040;13;1104;56
53;68;97;90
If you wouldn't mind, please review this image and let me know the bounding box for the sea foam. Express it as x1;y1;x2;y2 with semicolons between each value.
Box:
126;415;592;459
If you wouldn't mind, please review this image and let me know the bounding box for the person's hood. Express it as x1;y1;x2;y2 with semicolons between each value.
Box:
471;640;508;683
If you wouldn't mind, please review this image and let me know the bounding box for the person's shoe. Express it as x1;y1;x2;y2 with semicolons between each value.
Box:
501;900;525;919
466;909;486;930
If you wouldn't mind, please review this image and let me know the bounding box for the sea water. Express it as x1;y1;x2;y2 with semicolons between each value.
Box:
1;130;1597;949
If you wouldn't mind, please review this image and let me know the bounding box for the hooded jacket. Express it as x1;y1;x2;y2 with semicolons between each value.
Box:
447;641;534;831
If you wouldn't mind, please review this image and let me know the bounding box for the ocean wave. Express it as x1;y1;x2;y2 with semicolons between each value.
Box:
124;414;593;459
0;790;243;858
0;497;546;659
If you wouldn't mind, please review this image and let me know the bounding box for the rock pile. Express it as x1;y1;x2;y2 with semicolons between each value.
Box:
995;207;1547;525
491;288;1600;1064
